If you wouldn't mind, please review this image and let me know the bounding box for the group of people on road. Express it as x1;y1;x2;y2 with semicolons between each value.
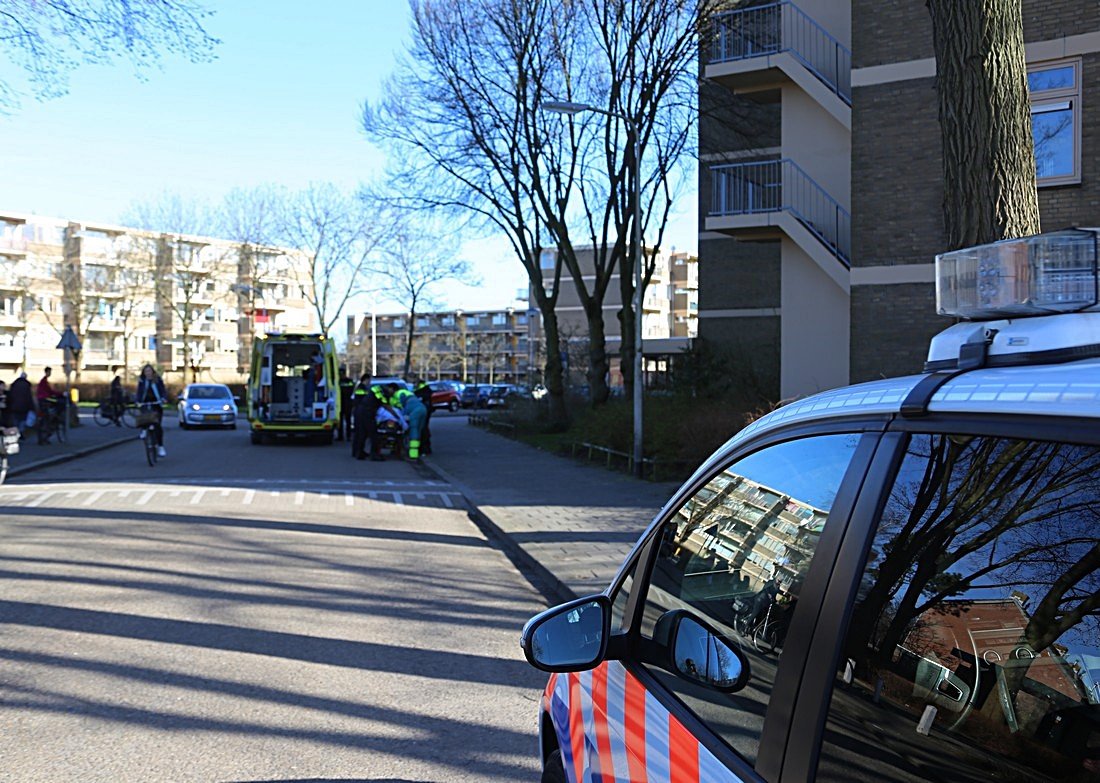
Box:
338;368;434;462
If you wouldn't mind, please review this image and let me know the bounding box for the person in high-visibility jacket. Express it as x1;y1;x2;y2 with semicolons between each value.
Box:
384;383;428;460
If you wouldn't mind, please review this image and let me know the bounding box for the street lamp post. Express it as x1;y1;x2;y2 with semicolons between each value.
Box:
543;100;645;477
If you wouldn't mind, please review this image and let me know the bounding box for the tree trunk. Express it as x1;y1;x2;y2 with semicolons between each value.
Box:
927;0;1041;249
540;308;569;428
404;315;416;380
585;300;611;407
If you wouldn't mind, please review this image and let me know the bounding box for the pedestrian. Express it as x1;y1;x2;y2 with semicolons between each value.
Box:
36;366;57;404
384;382;428;461
0;380;12;428
351;373;386;461
7;372;35;435
413;378;434;455
135;364;168;459
337;366;354;442
109;373;125;425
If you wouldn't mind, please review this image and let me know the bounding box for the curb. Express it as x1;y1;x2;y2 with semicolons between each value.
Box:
417;457;577;608
7;432;135;479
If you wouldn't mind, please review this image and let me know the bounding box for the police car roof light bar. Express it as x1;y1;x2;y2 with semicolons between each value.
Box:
935;228;1100;320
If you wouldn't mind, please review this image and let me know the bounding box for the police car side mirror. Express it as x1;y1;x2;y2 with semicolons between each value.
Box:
658;610;749;693
521;595;611;673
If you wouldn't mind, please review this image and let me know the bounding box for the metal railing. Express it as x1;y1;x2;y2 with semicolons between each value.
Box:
710;159;851;267
711;1;851;105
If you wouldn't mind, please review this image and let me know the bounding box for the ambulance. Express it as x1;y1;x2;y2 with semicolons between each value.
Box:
522;229;1100;782
246;333;340;444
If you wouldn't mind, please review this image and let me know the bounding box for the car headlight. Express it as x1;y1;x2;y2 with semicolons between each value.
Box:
222;404;232;411
191;403;201;411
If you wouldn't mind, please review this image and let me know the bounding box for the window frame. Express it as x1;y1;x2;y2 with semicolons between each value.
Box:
791;411;1100;783
612;416;888;781
1028;58;1082;187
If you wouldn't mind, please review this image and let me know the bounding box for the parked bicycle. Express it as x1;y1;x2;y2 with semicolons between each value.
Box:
36;396;68;445
93;398;135;428
0;426;20;485
134;402;163;466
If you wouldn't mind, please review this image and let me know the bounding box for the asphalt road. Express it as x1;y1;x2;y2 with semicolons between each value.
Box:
0;413;547;782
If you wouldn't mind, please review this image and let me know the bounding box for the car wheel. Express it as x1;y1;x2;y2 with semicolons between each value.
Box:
541;749;567;783
448;400;459;412
180;420;189;430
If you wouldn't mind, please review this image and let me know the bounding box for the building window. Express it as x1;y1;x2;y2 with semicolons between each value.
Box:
442;315;455;327
539;249;556;269
1028;59;1081;186
466;315;479;326
492;313;506;326
416;316;429;328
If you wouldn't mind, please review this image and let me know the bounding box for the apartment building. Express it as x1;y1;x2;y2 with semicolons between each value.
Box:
527;246;699;387
700;1;1098;399
346;308;529;384
0;212;315;386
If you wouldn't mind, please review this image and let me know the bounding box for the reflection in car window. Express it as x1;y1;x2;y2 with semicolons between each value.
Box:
638;434;860;765
818;434;1100;783
189;386;231;399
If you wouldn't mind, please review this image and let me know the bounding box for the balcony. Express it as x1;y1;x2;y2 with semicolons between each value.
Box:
708;158;850;274
708;1;850;126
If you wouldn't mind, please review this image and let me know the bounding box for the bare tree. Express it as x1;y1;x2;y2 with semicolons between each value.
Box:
927;0;1040;248
370;210;474;379
0;0;218;113
275;183;377;337
363;0;570;425
536;0;725;406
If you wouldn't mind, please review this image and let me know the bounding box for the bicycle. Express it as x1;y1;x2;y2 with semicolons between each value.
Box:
94;398;134;428
36;397;68;445
134;403;163;467
0;426;20;485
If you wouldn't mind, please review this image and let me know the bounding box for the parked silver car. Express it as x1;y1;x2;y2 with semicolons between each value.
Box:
177;384;237;429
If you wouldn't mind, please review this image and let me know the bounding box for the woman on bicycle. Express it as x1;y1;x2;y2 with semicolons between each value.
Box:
135;364;167;459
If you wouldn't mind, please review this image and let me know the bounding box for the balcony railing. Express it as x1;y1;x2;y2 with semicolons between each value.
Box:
710;159;851;267
711;1;851;105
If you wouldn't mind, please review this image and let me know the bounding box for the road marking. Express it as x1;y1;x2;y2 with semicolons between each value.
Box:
294;491;304;506
243;490;255;505
220;489;231;497
344;493;354;506
190;489;206;505
393;493;404;506
441;493;454;508
169;490;181;498
118;490;131;498
137;490;155;506
26;492;54;508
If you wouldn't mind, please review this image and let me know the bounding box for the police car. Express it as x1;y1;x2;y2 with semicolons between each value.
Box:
522;229;1100;783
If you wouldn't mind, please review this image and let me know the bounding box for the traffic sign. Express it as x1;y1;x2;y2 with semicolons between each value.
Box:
56;326;82;352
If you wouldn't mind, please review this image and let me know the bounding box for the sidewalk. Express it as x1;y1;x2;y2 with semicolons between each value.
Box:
424;416;682;604
5;410;134;479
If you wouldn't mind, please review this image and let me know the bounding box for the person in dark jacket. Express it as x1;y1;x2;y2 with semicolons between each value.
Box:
351;373;385;461
135;364;168;458
7;372;35;434
337;367;354;442
0;380;12;428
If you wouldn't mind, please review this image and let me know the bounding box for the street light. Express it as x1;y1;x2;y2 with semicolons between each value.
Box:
543;100;645;477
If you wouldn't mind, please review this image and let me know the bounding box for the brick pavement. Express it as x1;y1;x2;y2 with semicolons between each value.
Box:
5;409;134;479
424;416;682;605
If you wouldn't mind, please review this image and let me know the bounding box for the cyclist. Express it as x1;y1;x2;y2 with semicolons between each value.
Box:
135;364;167;459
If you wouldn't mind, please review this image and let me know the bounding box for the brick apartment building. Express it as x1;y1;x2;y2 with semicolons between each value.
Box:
527;246;699;388
0;212;315;386
700;1;1099;400
346;308;530;384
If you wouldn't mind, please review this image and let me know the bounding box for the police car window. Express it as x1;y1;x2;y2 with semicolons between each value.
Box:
638;434;860;765
818;434;1100;783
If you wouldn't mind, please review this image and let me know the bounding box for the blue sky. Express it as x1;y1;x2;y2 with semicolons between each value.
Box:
0;1;697;322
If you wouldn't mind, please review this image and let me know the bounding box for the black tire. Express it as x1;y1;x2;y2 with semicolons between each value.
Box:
145;432;157;466
448;400;459;412
541;749;567;783
93;405;113;427
179;420;189;430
